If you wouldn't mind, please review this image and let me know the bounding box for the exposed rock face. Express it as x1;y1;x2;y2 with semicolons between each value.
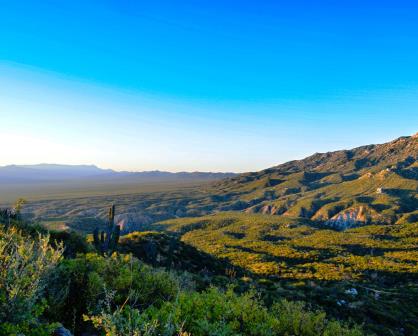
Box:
260;205;280;215
345;288;358;296
376;187;385;194
245;204;283;215
359;172;373;179
325;206;371;230
115;212;154;234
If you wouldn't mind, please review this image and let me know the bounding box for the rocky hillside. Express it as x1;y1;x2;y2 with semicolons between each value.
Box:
209;132;417;229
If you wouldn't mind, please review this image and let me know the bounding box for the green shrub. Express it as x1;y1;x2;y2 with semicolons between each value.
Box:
87;286;363;336
272;300;363;336
49;229;92;258
46;253;180;334
2;215;91;258
85;297;159;336
0;228;63;336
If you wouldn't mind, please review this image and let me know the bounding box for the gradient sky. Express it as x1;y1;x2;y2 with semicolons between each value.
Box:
1;1;418;172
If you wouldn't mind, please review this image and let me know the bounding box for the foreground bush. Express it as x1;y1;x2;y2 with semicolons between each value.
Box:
271;300;363;336
87;286;363;336
0;228;63;335
46;253;180;334
0;224;363;336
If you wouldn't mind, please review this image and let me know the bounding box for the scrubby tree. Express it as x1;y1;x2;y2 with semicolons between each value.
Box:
0;228;64;335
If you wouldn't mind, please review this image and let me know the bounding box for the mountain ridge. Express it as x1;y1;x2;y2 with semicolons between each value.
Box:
202;133;417;228
0;163;236;183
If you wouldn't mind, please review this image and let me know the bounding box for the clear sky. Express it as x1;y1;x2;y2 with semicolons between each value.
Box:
1;1;417;172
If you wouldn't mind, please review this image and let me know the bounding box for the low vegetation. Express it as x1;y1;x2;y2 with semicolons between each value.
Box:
154;212;418;335
0;213;364;336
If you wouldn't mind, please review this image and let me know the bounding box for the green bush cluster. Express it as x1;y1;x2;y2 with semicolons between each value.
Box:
86;285;362;336
49;252;361;335
45;253;180;334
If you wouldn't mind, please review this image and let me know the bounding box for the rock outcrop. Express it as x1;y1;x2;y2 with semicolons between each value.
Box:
325;206;372;230
115;212;154;234
53;326;73;336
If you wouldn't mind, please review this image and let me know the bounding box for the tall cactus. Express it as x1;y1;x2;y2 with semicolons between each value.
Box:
93;204;120;256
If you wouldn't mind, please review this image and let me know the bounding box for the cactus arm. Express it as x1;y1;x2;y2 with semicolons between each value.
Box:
93;227;100;250
92;205;119;256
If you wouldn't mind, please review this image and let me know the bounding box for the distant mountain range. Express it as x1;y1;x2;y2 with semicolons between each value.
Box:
0;164;236;183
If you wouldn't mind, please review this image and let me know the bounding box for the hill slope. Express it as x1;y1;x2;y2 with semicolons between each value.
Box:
207;133;418;229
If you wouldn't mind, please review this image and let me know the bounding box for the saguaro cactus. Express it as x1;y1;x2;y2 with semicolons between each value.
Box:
93;204;120;256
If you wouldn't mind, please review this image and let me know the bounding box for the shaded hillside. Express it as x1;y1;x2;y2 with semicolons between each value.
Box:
119;231;239;276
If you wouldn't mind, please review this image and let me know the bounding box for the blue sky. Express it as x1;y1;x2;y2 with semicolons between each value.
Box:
0;1;417;172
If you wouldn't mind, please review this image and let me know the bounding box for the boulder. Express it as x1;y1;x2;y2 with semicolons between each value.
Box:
53;326;73;336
